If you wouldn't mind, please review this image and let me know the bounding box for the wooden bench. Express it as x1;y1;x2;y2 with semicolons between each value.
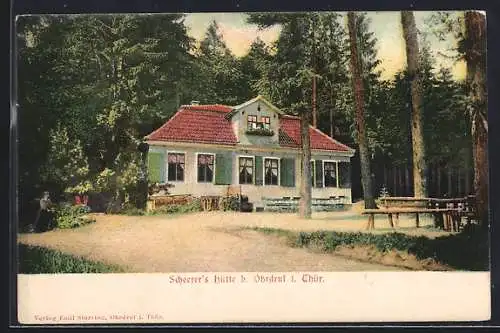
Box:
262;196;347;212
361;207;462;231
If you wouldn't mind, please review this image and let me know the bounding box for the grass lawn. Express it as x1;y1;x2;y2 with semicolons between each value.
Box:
249;226;490;271
18;244;125;274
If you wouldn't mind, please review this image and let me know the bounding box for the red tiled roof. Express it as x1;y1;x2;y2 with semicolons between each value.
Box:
279;115;352;152
180;104;233;113
145;106;237;145
146;105;352;152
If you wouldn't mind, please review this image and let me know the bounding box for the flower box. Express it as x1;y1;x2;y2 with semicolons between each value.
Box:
245;128;274;136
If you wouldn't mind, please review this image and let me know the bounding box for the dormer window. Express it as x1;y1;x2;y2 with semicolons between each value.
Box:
247;115;270;130
246;114;274;136
247;115;258;130
261;116;270;130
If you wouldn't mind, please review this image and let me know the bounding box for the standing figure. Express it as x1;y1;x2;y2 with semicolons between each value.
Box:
33;191;53;233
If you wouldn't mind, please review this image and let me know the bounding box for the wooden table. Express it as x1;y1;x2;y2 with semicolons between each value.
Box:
362;207;462;231
376;196;476;231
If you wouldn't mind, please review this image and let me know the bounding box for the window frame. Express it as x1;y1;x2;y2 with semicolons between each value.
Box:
263;157;280;186
323;160;339;188
195;152;216;183
261;116;271;130
166;151;186;183
337;161;352;188
238;155;255;185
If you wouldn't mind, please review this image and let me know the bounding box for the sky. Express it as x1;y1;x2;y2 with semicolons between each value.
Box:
183;11;466;81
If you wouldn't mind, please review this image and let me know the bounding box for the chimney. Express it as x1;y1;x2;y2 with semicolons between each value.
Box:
190;100;200;105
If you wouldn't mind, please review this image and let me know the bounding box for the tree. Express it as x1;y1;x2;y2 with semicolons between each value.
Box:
424;11;487;220
39;124;92;196
298;103;313;219
240;37;273;99
191;20;246;105
347;12;377;225
247;13;317;218
401;11;428;198
17;14;196;213
464;11;488;228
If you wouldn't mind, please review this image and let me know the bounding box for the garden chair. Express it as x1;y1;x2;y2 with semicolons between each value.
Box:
220;185;242;211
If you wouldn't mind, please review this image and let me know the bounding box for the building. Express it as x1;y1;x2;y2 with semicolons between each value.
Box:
144;96;355;208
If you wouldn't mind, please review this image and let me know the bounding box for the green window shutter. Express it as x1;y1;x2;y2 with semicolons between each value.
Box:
148;152;164;183
280;158;295;187
255;156;263;186
215;152;232;185
315;160;323;188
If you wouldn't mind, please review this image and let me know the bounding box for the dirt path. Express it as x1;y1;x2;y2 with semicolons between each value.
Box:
15;212;427;272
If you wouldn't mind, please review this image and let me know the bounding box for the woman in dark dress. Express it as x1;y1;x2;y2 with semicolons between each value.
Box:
33;191;54;233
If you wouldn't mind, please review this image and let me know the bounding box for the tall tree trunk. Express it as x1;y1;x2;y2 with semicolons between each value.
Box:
312;76;317;128
437;165;442;197
393;166;397;196
464;11;488;228
298;105;312;219
448;167;453;197
311;18;318;128
330;86;335;137
347;12;377;210
405;166;410;196
401;11;428;198
383;164;388;189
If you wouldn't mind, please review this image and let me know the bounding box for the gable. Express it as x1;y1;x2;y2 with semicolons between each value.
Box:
224;95;283;120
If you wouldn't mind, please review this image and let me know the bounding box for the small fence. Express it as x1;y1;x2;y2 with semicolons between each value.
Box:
147;194;194;211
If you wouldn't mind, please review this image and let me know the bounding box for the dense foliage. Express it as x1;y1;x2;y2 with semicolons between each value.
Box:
17;12;474;220
53;203;95;229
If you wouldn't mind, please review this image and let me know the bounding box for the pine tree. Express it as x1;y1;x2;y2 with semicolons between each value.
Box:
347;12;377;220
240;37;273;99
401;11;428;198
191;20;246;105
17;14;196;210
464;11;488;228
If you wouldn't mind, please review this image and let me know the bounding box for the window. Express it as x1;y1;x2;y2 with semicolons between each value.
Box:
324;161;338;187
264;158;279;185
167;153;185;181
338;162;351;188
310;161;315;186
197;154;214;183
247;115;258;130
261;116;270;129
239;157;254;184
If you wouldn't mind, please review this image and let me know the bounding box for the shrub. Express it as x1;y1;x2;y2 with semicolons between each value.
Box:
18;244;124;273
115;202;146;216
54;203;95;229
118;207;146;216
148;198;201;215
